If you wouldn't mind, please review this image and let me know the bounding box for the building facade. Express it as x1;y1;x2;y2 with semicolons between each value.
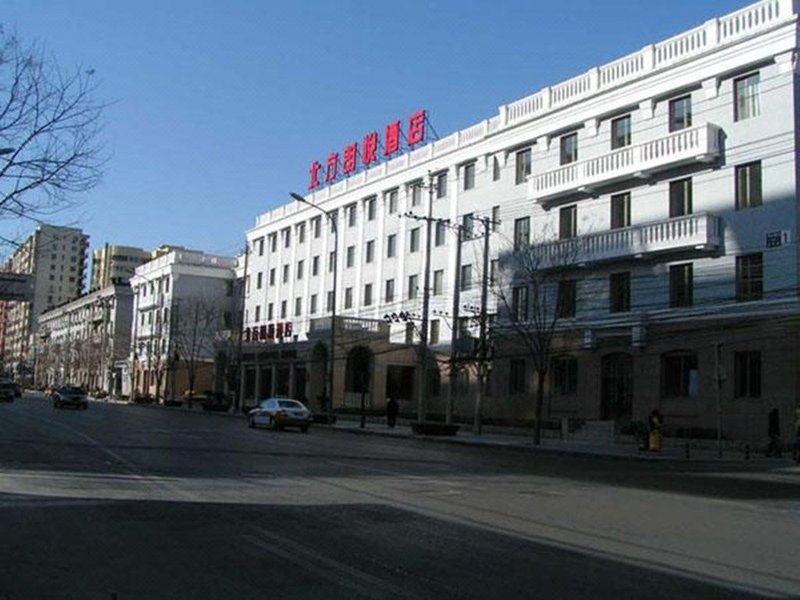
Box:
0;225;89;380
128;248;237;401
242;0;800;441
35;283;134;394
90;244;152;291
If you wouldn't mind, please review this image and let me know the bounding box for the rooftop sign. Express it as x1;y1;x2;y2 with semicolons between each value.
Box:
308;110;427;190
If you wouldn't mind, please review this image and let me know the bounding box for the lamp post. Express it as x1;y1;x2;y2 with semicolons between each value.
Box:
291;192;337;425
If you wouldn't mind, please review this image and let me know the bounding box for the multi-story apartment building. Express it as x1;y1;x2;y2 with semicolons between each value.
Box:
90;244;151;291
0;225;88;379
128;248;237;401
36;282;133;394
243;0;799;441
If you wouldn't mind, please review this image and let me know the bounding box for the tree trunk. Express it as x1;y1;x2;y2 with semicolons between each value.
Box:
534;371;546;445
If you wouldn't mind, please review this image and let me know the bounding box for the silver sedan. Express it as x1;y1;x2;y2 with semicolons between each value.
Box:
247;398;312;432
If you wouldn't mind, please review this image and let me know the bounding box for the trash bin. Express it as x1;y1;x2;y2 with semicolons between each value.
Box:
648;430;662;452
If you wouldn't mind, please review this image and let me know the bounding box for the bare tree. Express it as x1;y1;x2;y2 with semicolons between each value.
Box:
172;297;224;400
493;234;580;445
0;27;104;242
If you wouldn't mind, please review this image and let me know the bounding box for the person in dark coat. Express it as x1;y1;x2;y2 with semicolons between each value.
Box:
386;397;399;428
767;408;781;457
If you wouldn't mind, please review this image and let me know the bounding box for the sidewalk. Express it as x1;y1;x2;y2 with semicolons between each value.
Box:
321;415;798;464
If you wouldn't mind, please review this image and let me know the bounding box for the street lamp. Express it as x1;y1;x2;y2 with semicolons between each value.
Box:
291;192;337;425
0;148;15;155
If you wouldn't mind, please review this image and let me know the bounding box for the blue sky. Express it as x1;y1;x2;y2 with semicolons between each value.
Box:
2;0;748;260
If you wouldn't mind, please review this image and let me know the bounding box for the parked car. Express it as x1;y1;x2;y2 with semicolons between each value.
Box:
247;398;312;432
0;380;15;403
53;385;89;410
201;391;231;412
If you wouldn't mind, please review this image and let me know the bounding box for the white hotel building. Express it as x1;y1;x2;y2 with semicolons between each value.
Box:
244;0;799;441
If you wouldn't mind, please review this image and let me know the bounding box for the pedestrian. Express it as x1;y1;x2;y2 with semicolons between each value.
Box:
648;409;663;452
386;397;398;429
767;407;781;457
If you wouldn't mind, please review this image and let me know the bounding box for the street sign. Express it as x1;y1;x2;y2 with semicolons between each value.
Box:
0;272;34;302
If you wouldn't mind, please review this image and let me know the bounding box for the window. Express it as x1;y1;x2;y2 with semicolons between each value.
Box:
408;274;419;299
295;297;302;316
734;72;760;121
492;206;500;231
410;182;423;206
268;303;273;320
490;259;499;286
611;115;631;149
365;240;375;263
256;272;263;289
297;260;304;280
435;171;447;198
385;189;398;214
256;237;265;256
552;357;578;395
312;255;320;276
363;283;373;307
460;264;472;291
557;280;576;318
328;251;335;273
559;205;576;239
385;279;395;303
282;265;289;284
433;270;444;295
736;253;763;302
430;320;440;345
310;294;318;314
344;287;353;309
669;263;693;308
254;305;261;322
560;133;578;165
735;162;762;210
409;227;421;253
667;95;692;132
492;156;501;181
281;300;287;319
269;268;275;286
514;217;530;250
346;245;355;268
387;234;397;258
345;204;356;228
610;193;630;229
313;216;321;239
662;352;699;398
329;209;338;232
269;233;277;253
515;148;531;185
297;223;306;244
405;322;415;344
512;285;528;321
283;228;291;248
462;213;474;239
609;272;630;313
509;359;526;394
463;162;475;191
435;221;447;247
734;351;761;398
669;178;693;217
327;291;334;312
366;196;376;221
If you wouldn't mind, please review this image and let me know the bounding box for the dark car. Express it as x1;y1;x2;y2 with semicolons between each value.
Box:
53;385;88;410
0;380;15;403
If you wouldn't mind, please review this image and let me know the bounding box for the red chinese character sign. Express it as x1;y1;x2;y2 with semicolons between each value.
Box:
307;110;429;189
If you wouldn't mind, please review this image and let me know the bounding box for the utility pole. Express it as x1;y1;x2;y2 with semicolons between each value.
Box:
446;224;462;425
234;243;249;413
715;343;723;459
473;216;493;435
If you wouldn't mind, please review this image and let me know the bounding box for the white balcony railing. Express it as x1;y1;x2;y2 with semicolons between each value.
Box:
533;213;720;267
529;124;721;203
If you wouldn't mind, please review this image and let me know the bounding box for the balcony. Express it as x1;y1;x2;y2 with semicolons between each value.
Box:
533;213;721;268
529;124;721;203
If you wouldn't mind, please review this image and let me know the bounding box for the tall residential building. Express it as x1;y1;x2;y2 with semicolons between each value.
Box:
90;244;151;291
128;248;237;401
241;0;800;441
1;225;88;377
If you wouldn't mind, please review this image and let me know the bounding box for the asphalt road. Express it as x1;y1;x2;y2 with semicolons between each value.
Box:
1;393;799;600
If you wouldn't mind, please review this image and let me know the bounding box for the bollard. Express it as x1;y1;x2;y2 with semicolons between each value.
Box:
744;444;750;460
684;442;691;460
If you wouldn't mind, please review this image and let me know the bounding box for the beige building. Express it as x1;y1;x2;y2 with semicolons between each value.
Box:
1;225;88;379
90;244;151;291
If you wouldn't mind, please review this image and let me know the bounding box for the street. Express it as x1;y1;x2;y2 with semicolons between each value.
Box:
1;394;799;599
